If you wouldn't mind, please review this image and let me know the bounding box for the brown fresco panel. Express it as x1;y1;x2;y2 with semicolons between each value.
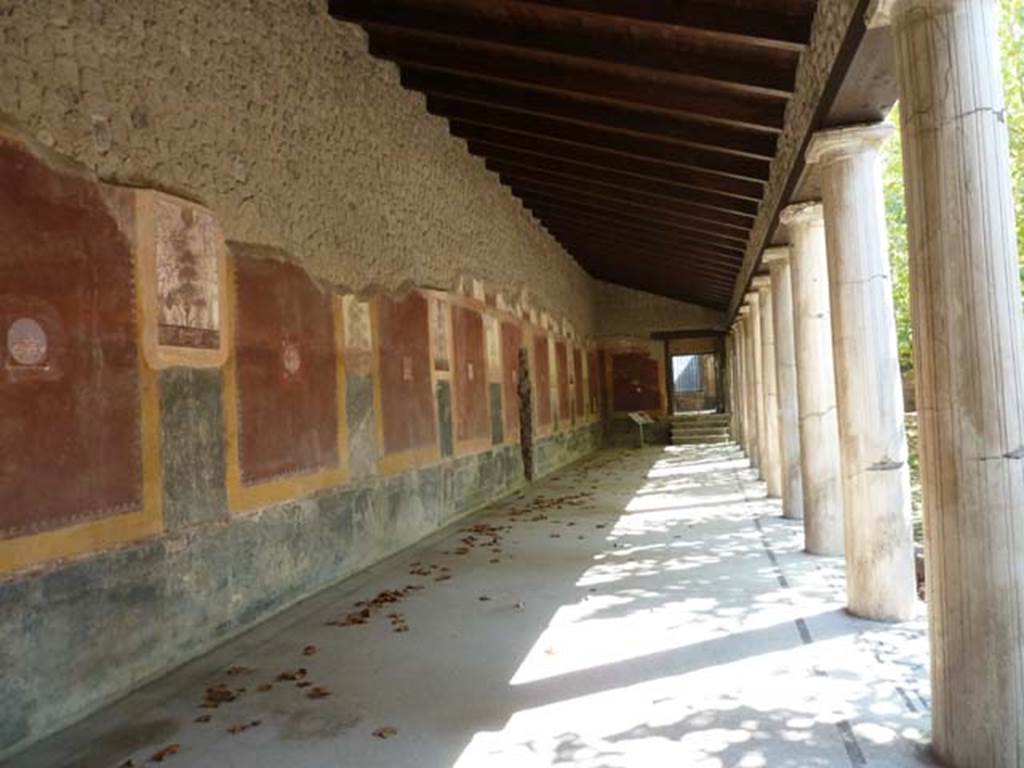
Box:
588;350;600;415
573;348;584;417
452;305;488;443
612;352;661;412
500;321;523;440
533;334;552;427
0;140;141;539
555;341;570;420
234;253;338;485
379;293;437;455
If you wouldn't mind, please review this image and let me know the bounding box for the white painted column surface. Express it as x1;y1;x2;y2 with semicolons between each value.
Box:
746;293;766;478
727;329;742;443
870;0;1024;762
807;123;916;622
753;276;783;498
780;203;844;555
764;247;804;520
739;306;759;468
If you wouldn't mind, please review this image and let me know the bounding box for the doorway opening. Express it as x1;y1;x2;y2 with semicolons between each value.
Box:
671;353;719;414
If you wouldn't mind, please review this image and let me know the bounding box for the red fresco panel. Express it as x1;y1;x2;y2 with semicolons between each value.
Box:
533;334;552;427
555;341;570;419
612;352;661;412
573;348;584;417
501;321;523;440
234;253;339;485
378;292;437;455
588;350;600;415
0;139;142;539
452;305;489;443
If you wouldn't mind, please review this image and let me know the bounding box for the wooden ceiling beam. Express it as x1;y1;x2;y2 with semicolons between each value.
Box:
575;251;736;297
429;96;771;180
486;156;760;216
502;175;755;232
514;0;814;49
548;223;743;273
529;207;748;259
404;69;779;158
512;185;752;239
495;161;761;219
587;269;730;308
331;0;798;94
451;124;764;199
369;28;787;130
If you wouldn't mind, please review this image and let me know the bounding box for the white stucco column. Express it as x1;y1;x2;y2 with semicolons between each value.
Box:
764;247;804;519
738;306;759;469
870;0;1024;761
746;291;766;479
728;327;743;444
780;202;843;555
806;124;915;622
753;276;782;498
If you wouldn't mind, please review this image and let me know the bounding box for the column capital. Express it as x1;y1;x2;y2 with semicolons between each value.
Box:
751;275;772;291
779;201;824;229
865;0;895;28
738;305;750;316
762;246;790;265
806;122;894;165
744;291;761;307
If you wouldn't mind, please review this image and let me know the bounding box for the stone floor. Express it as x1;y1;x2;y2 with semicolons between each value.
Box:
5;444;937;768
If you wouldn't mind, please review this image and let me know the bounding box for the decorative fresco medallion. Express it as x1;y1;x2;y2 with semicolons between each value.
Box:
282;341;302;377
7;317;47;366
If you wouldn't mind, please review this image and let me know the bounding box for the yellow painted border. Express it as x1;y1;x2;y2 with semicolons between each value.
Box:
372;293;442;476
0;194;164;574
223;264;349;514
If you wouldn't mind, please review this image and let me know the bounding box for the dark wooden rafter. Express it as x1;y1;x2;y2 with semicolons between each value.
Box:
334;0;800;93
454;126;765;199
429;97;772;180
329;0;818;310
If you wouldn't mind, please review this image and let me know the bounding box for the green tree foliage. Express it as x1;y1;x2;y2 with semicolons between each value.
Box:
885;0;1024;373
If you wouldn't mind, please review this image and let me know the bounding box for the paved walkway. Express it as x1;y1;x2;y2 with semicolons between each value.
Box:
7;445;936;768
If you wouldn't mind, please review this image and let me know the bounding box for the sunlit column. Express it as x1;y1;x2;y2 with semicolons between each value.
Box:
780;202;844;555
753;276;783;498
869;0;1024;761
764;247;804;519
746;292;766;478
738;305;759;469
806;123;915;622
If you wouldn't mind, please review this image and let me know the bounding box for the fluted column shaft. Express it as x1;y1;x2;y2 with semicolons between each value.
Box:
780;203;844;555
871;0;1024;762
747;293;766;478
807;123;915;622
754;277;783;497
765;248;804;519
740;307;759;468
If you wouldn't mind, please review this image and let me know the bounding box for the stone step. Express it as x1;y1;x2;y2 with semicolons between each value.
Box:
672;416;730;427
671;427;730;437
672;435;732;445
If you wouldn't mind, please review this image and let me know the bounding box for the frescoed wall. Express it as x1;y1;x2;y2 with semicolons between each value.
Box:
0;134;161;574
452;304;489;448
533;334;552;429
588;349;601;416
573;348;585;418
500;321;523;441
611;351;663;413
376;292;438;471
555;340;570;425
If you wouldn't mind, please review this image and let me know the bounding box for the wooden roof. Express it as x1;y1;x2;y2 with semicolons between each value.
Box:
331;0;820;310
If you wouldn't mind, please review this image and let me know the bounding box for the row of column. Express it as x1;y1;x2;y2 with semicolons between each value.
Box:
730;1;1024;764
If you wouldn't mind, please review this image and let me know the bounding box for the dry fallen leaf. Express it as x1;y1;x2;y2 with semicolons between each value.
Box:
302;645;318;656
276;668;308;682
307;686;332;699
225;665;251;676
373;726;399;739
149;744;180;762
256;683;273;692
194;714;212;724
